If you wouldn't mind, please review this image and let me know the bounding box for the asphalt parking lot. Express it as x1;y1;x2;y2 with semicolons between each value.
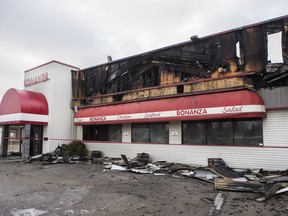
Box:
0;161;288;216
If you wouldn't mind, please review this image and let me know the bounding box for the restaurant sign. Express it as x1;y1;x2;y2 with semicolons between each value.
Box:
24;72;50;87
74;105;265;124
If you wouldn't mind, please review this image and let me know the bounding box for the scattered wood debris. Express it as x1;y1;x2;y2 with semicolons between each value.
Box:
208;192;225;216
28;149;288;204
207;158;288;202
101;155;288;203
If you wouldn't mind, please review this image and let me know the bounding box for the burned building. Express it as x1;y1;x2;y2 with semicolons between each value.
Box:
71;15;288;170
0;15;288;169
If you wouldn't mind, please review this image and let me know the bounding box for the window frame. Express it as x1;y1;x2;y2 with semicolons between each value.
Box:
131;122;169;144
182;119;263;146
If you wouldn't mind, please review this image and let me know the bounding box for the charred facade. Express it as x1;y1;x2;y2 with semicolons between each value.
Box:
71;15;288;108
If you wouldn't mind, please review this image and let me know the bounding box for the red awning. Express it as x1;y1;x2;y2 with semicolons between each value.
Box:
0;88;49;125
74;90;266;125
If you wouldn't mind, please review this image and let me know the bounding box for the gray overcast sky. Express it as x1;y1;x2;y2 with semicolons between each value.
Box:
0;0;287;99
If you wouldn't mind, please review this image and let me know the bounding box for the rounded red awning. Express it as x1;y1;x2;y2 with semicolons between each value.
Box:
74;89;266;125
0;88;49;125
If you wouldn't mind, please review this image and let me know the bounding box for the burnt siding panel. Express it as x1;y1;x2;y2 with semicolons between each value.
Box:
85;67;108;96
241;26;266;72
210;32;237;72
71;70;79;99
282;19;288;63
155;43;210;64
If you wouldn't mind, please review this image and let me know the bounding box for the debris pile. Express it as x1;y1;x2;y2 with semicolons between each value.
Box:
8;151;22;158
101;155;288;202
207;158;288;202
30;141;89;164
28;148;288;203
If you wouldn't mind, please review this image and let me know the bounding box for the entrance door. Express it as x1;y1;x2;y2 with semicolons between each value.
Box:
30;125;43;156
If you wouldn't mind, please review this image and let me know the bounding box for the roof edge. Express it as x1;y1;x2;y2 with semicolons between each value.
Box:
25;60;80;73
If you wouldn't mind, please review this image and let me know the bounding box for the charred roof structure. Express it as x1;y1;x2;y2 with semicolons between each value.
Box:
71;15;288;108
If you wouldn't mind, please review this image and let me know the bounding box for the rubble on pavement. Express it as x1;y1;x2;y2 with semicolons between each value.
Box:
28;147;288;203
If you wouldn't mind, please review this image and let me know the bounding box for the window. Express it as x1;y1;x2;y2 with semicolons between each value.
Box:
132;122;169;144
268;32;283;63
182;121;206;144
83;124;122;142
233;120;262;146
132;123;150;143
150;123;169;144
182;119;263;146
236;41;244;65
207;121;233;145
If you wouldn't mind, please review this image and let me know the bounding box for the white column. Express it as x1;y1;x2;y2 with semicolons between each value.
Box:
122;124;131;143
169;121;182;144
0;126;3;156
76;126;83;140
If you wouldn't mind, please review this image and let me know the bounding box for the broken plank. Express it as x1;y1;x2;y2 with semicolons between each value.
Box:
214;178;263;192
261;182;281;200
130;168;153;174
110;164;128;171
208;166;244;179
120;154;131;169
259;176;288;184
257;186;288;202
208;158;244;179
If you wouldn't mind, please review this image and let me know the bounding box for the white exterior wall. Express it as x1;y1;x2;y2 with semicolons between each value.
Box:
84;142;288;170
82;110;288;170
263;110;288;147
24;62;78;153
0;126;3;156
